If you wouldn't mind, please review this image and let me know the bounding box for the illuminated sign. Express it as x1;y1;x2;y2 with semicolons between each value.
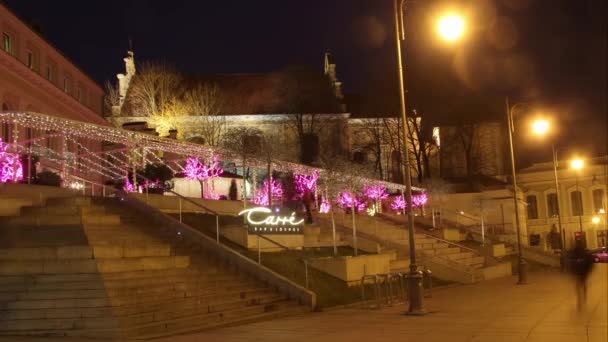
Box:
238;207;304;234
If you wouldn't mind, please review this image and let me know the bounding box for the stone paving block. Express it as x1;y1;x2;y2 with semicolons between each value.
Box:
56;246;93;259
93;246;124;259
43;259;98;274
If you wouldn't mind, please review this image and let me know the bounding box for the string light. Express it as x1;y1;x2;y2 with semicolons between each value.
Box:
0;111;426;193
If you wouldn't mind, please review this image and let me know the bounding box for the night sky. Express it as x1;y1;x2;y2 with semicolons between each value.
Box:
4;0;607;160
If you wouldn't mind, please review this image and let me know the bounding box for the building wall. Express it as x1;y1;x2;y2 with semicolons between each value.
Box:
0;4;105;124
439;121;505;179
518;157;608;249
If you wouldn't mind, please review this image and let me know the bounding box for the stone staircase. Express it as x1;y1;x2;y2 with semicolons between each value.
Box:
0;195;304;339
320;213;511;283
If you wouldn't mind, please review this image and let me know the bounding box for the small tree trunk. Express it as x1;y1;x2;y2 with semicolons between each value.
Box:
351;199;357;256
267;162;272;207
330;207;337;256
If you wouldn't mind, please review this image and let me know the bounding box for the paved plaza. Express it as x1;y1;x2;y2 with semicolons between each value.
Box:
158;265;607;342
0;265;605;342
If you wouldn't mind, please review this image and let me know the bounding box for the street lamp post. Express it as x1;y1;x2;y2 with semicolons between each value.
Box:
505;98;528;284
551;145;566;264
394;0;465;314
394;0;424;315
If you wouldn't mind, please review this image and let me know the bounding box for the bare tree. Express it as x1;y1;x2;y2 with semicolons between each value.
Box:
183;83;226;147
421;177;452;227
405;112;436;183
127;62;183;136
357;118;385;179
103;81;121;119
279;66;342;165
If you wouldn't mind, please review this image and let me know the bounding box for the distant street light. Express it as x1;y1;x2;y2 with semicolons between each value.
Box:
571;158;584;170
530;118;566;263
592;216;601;224
437;14;465;41
394;0;465;315
532;119;550;136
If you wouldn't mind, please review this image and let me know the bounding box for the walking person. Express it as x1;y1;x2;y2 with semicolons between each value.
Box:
567;241;594;311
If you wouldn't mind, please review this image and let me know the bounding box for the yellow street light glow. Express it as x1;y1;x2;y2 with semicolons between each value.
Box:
532;119;550;136
592;216;601;224
437;14;465;41
570;158;584;170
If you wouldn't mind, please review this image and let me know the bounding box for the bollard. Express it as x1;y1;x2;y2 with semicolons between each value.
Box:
179;197;182;223
424;268;433;298
304;260;309;289
215;215;220;243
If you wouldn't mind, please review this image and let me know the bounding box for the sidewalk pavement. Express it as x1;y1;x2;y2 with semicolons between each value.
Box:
159;264;607;342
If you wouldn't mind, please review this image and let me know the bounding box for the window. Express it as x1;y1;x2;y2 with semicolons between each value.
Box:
46;65;53;81
26;50;33;69
571;191;584;216
63;77;71;93
593;189;605;213
2;33;11;53
547;193;560;217
526;195;538;219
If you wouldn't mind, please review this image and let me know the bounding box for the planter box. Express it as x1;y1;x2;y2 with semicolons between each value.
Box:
308;253;392;285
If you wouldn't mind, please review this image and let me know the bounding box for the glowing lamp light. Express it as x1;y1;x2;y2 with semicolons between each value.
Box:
592;216;601;224
532;119;550;136
570;158;584;170
437;14;465;41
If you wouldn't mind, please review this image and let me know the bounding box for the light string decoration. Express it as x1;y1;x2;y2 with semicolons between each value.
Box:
185;155;224;199
253;178;284;206
0;138;23;183
0;111;427;196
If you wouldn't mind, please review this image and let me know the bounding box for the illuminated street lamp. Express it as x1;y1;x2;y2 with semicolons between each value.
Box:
437;14;465;41
532;119;550;136
531;119;566;265
505;100;531;284
394;0;465;315
592;216;601;224
571;158;584;170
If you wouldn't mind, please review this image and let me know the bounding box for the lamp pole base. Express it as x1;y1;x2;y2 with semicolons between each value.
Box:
517;259;528;285
405;271;426;315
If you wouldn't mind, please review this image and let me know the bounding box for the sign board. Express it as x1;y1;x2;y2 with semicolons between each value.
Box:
238;207;304;234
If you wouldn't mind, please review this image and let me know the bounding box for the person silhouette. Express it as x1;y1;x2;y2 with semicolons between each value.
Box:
567;241;594;310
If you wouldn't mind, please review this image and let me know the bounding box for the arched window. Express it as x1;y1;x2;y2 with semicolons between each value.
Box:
526;195;538;219
593;189;605;213
570;191;583;216
546;193;560;217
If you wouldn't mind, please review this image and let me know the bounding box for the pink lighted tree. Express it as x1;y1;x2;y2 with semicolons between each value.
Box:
336;191;367;212
0;139;23;183
363;184;389;200
123;177;135;193
184;155;224;199
319;196;331;213
391;193;428;213
253;178;284;206
294;170;320;196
